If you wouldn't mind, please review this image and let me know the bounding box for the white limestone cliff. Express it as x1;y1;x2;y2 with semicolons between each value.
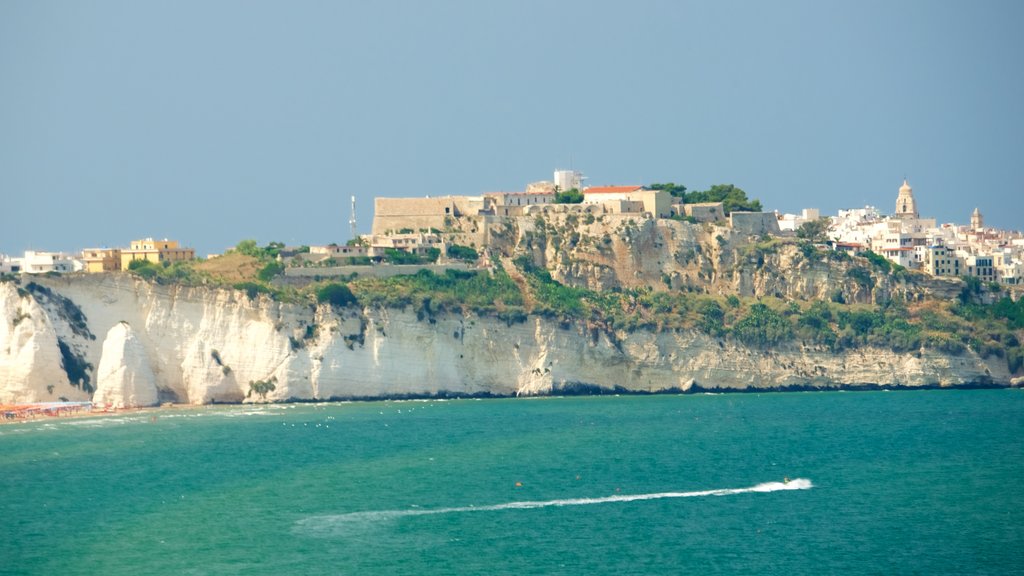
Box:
93;322;158;408
0;282;86;404
0;275;1015;406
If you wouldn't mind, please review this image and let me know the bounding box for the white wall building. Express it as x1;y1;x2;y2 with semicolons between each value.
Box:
17;251;84;274
778;208;821;232
0;254;21;274
554;169;584;192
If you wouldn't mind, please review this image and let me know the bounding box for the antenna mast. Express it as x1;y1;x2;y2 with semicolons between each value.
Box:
349;195;357;241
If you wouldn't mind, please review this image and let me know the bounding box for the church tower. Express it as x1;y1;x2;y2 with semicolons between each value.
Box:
895;179;918;219
971;207;983;230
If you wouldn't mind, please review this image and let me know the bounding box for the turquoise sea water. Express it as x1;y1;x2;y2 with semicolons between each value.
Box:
2;390;1023;575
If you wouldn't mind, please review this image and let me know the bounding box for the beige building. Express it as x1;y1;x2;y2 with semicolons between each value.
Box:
372;196;485;235
81;248;122;273
922;244;960;277
310;244;369;258
682;202;727;223
582;186;672;218
482;191;554;216
362;232;441;257
120;238;195;269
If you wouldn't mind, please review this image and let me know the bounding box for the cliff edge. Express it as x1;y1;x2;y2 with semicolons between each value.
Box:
0;273;1014;406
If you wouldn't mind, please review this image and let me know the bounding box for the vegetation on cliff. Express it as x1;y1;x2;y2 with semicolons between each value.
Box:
100;230;1024;378
647;183;763;213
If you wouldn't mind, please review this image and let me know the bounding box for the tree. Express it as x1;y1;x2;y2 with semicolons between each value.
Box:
248;377;277;400
648;183;688;198
697;300;726;336
655;183;762;214
234;239;260;257
127;259;159;279
696;184;762;214
554;188;584;204
257;261;285;282
732;303;792;347
796;218;831;243
264;242;285;259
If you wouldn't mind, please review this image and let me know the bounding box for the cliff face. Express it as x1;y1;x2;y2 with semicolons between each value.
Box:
460;211;963;304
0;274;1010;407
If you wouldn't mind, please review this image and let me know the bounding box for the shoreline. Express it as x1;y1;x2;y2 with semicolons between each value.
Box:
3;382;1021;425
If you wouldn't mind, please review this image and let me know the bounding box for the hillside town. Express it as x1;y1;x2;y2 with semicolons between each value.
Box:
2;171;1022;293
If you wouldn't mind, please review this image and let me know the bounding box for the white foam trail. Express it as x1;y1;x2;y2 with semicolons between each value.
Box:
296;479;812;535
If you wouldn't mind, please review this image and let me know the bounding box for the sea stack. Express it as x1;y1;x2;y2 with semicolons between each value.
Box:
93;321;158;408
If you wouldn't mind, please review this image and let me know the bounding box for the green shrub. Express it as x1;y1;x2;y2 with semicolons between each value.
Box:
447;244;479;261
846;267;873;289
697;300;726;337
232;239;286;261
861;250;892;274
257;261;285;282
233;282;270;300
383;248;440;265
127;259;159;280
554;188;584;203
959;276;983;304
732;303;792;347
248;377;277;400
350;268;523;315
316;283;358;307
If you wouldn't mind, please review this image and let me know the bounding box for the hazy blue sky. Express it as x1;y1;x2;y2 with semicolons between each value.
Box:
2;0;1022;256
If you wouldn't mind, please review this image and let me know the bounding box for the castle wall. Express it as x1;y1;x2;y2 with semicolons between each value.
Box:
730;212;782;236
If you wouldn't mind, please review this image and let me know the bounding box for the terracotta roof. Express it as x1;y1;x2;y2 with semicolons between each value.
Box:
584;186;644;194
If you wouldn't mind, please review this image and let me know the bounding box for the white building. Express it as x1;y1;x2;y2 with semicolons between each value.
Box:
17;251;84;274
826;181;1023;287
778;208;821;232
554;169;584;192
830;206;883;246
0;254;21;274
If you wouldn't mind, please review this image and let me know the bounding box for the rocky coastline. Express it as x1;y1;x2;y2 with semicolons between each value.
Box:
2;273;1017;408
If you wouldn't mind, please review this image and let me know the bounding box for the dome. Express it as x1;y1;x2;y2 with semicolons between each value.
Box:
899;179;912;194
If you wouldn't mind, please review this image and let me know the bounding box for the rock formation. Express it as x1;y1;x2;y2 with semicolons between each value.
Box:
0;273;1013;406
93;322;158;408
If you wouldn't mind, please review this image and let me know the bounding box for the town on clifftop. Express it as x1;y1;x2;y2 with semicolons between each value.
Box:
2;169;1021;293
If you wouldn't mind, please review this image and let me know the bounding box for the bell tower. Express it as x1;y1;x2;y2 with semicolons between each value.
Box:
895;179;918;219
971;207;983;230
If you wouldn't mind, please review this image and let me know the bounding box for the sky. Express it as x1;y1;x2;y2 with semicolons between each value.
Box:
2;0;1022;256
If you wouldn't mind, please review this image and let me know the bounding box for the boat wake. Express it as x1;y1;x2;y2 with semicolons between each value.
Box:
295;478;812;536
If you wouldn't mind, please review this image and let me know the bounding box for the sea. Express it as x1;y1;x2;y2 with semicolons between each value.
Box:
2;389;1023;575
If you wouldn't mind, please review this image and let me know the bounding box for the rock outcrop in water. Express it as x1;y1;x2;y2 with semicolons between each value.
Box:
93;322;158;408
0;274;1012;406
